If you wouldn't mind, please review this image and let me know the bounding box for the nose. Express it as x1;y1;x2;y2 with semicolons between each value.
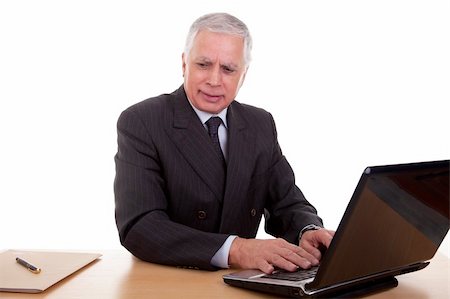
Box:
207;65;222;86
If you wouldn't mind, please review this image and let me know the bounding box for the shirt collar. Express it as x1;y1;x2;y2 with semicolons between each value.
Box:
187;97;228;128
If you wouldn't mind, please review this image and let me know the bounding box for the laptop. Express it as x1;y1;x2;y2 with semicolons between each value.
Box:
223;160;449;298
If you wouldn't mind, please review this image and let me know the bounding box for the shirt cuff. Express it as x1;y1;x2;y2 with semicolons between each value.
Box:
210;235;237;268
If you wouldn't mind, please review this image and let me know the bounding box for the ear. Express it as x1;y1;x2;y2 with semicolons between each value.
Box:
182;53;186;77
238;67;248;89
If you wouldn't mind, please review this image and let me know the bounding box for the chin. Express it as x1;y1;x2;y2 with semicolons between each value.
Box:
199;103;226;114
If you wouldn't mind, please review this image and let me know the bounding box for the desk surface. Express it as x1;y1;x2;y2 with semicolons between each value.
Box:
0;249;448;298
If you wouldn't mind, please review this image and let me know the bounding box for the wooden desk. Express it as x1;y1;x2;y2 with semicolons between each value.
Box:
0;249;448;298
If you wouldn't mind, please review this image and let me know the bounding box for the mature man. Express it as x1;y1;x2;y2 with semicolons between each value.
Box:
114;12;334;274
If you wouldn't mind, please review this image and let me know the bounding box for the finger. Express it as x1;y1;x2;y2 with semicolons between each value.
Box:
258;260;275;274
295;246;320;266
299;241;322;261
317;230;334;248
269;252;309;272
280;245;318;268
301;229;334;249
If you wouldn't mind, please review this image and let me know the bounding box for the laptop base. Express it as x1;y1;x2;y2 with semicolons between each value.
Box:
224;275;398;298
317;276;398;298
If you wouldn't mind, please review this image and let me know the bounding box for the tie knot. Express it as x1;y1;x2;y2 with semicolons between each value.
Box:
206;117;222;136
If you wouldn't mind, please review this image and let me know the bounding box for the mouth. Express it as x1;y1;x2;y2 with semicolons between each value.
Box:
200;90;224;103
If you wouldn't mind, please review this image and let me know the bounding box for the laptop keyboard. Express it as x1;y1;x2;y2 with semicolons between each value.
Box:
262;266;318;282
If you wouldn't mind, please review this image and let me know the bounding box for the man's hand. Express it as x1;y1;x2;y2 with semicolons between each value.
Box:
228;237;320;274
299;228;335;262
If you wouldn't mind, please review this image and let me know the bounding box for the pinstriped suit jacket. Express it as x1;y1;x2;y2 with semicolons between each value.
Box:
114;85;322;270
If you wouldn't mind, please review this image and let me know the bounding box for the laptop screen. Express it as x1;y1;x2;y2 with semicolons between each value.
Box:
308;160;449;290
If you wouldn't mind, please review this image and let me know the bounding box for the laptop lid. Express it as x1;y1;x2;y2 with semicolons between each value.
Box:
224;160;449;297
307;159;449;291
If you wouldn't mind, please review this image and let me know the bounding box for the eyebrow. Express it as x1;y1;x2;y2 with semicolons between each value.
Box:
195;56;240;70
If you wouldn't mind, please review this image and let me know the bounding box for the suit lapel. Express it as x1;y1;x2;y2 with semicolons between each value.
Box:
220;102;256;231
166;86;226;202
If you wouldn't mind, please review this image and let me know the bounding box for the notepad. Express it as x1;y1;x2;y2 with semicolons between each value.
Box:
0;249;101;293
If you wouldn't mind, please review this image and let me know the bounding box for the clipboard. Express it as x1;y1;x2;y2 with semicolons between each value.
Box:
0;249;101;293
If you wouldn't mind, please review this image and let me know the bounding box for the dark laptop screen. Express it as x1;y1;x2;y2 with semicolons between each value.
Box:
308;160;449;290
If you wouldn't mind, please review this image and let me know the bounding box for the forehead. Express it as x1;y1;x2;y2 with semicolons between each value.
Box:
190;30;245;63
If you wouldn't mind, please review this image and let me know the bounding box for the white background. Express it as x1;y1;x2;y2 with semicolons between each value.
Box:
1;1;448;258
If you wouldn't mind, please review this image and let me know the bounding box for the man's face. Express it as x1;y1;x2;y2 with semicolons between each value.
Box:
182;30;247;114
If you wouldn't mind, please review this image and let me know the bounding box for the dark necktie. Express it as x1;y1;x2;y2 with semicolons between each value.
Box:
205;116;226;166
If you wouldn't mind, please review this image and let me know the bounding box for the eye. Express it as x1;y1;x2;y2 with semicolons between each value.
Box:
196;62;209;69
222;66;236;74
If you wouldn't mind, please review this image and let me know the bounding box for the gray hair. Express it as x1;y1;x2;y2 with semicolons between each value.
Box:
184;13;253;67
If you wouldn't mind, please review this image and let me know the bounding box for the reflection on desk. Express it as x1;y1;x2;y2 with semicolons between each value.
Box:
0;249;448;298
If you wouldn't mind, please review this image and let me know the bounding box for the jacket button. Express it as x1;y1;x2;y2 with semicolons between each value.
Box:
250;208;257;217
197;210;207;220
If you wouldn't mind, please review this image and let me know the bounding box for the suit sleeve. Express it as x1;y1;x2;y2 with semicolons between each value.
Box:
263;114;324;244
114;108;228;270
